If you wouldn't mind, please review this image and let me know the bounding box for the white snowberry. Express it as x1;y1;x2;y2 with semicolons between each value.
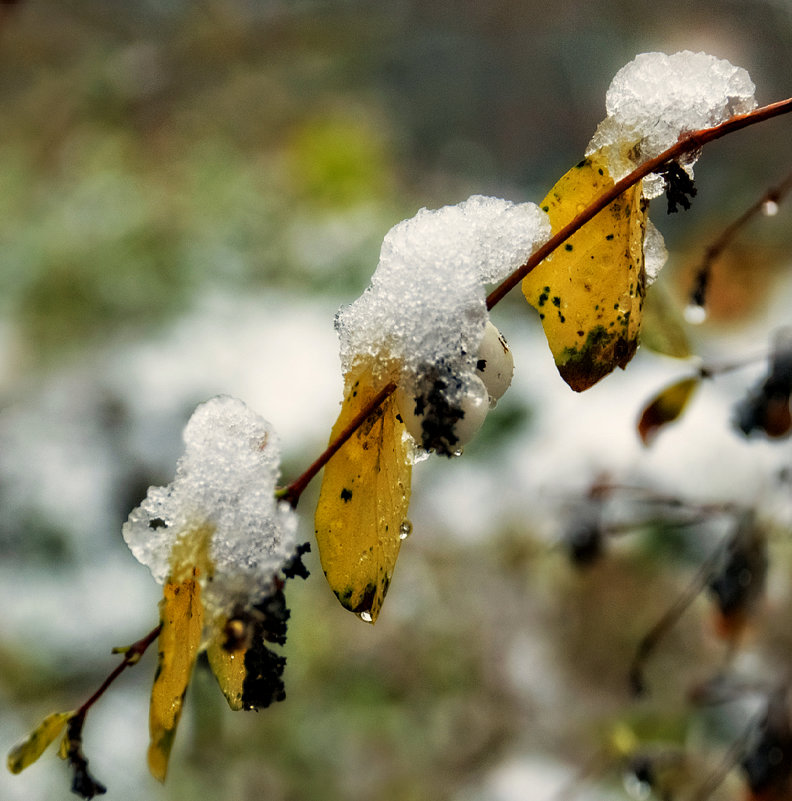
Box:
396;372;490;455
475;321;514;403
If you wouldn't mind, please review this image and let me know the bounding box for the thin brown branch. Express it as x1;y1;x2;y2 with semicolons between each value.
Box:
628;548;721;696
690;165;792;309
280;97;792;508
72;623;162;724
486;96;792;310
277;381;397;507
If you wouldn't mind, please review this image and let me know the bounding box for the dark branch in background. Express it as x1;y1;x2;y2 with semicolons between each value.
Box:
628;548;722;696
274;97;792;511
689;165;792;311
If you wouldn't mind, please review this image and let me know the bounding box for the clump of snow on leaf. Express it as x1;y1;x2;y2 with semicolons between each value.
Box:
336;195;550;408
588;51;756;197
122;395;297;620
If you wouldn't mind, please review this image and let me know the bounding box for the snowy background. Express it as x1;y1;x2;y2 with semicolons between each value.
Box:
1;2;791;800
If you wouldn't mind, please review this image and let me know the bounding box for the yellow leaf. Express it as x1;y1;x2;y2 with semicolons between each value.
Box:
523;152;647;391
7;711;72;774
637;377;699;446
148;574;204;782
314;364;412;623
206;620;246;711
206;612;289;711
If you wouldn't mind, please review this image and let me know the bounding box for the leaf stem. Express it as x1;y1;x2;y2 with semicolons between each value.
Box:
277;381;397;508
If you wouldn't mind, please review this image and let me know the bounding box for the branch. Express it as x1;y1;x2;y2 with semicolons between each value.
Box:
277;381;397;507
72;624;162;723
280;97;792;508
689;165;792;310
486;96;792;310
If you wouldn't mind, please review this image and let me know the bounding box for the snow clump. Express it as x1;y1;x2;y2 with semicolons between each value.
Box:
122;395;298;622
336;195;550;450
587;51;757;197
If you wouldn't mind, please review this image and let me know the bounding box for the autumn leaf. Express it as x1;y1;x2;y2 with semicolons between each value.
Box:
206;584;293;712
148;571;205;782
523;151;647;391
7;711;72;774
637;377;699;446
314;363;411;623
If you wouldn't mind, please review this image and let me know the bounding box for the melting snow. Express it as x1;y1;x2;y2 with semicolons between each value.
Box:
336;194;550;408
122;395;297;620
587;51;757;197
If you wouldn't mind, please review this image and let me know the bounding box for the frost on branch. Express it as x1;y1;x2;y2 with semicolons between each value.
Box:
123;395;298;622
587;51;756;198
123;396;304;781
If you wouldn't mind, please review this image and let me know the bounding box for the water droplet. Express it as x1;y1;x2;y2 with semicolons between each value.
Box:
359;610;373;623
452;448;464;458
762;199;779;217
488;394;498;410
399;520;413;540
684;303;707;325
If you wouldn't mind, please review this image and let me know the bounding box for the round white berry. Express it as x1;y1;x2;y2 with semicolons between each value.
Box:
475;321;514;402
395;383;425;444
395;372;490;454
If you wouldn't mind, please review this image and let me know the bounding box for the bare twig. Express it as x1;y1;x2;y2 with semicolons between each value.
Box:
628;548;722;696
277;381;397;507
72;624;162;725
689;166;792;310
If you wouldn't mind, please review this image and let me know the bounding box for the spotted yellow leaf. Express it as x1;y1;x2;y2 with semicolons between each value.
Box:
314;364;411;623
148;572;204;782
7;711;72;774
523;151;647;391
205;607;287;712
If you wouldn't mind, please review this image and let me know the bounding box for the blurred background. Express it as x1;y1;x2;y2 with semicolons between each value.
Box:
1;1;792;799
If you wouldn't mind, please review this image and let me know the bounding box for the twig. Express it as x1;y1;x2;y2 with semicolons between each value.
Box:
628;547;722;696
689;713;760;801
56;624;161;798
689;166;792;309
486;96;792;310
280;97;792;509
276;382;397;507
72;624;162;724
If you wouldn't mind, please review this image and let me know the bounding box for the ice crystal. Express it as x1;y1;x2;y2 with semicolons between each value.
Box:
587;51;756;197
122;395;297;621
336;195;550;408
